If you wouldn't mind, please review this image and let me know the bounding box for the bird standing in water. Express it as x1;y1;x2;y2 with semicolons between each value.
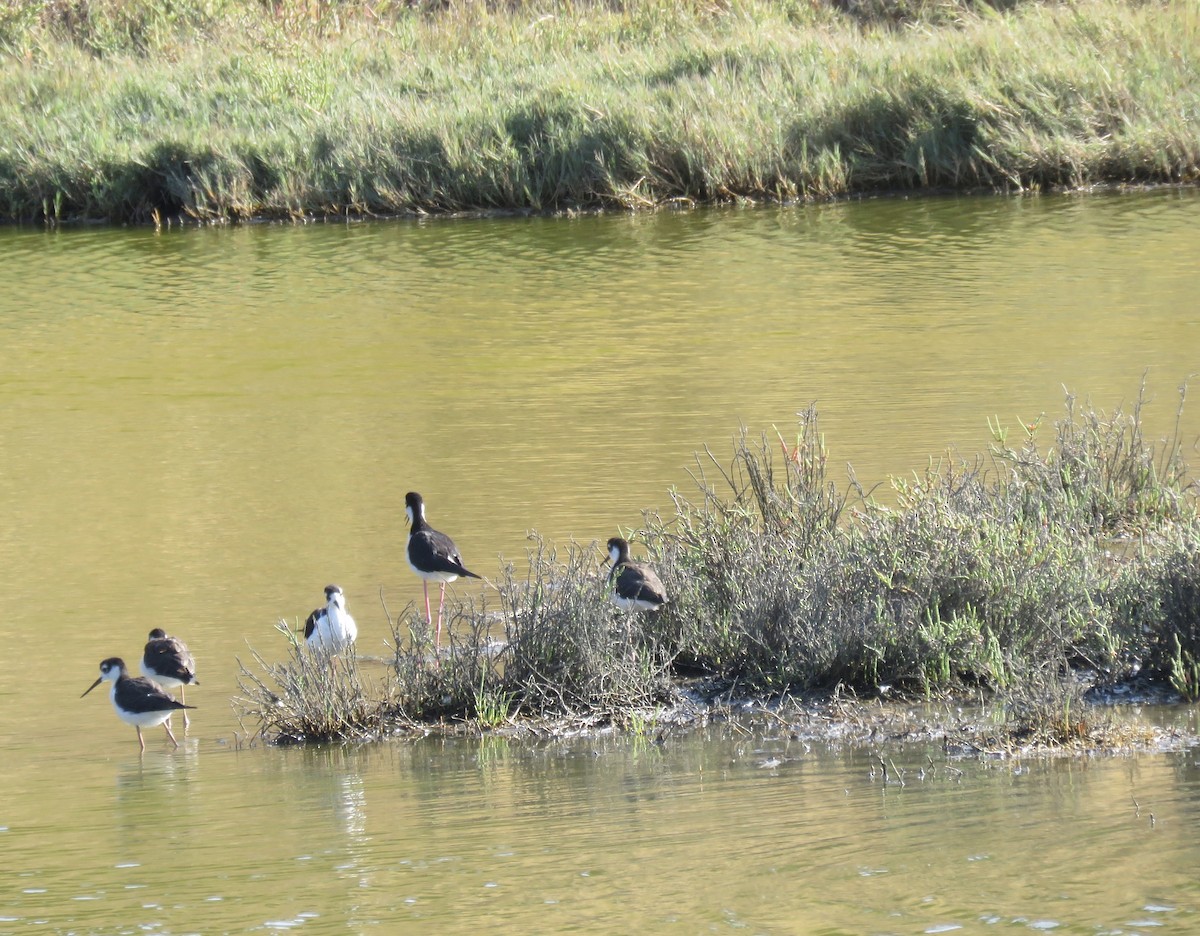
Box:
404;491;481;653
604;536;668;612
82;657;195;751
140;628;198;730
304;584;358;652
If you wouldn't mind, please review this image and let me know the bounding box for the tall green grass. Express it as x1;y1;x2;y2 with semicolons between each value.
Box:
236;383;1200;743
1;0;1196;222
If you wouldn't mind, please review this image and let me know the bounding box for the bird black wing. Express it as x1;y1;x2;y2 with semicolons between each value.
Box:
143;635;197;682
413;529;482;579
120;676;197;713
617;564;667;605
304;607;324;639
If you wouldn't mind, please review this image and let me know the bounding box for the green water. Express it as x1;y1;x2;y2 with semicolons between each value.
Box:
1;189;1199;933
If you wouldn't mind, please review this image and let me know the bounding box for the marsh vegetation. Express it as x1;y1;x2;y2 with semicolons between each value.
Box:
237;383;1200;750
1;0;1197;222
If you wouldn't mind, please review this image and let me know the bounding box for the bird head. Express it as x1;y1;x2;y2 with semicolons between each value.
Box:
81;657;126;698
405;491;425;527
605;536;630;567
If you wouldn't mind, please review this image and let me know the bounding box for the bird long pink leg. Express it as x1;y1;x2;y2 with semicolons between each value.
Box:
422;580;441;661
437;583;448;652
164;722;179;749
137;727;146;752
180;686;189;730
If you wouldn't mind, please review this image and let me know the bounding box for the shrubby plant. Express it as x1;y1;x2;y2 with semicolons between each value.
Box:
237;385;1199;744
235;622;390;744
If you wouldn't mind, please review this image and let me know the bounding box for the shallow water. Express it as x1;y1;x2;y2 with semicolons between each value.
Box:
4;728;1200;933
1;189;1199;933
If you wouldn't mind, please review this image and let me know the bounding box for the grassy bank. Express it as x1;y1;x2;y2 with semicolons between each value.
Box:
2;0;1198;223
237;382;1200;747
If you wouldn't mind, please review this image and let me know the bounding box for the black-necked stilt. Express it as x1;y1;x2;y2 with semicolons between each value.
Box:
404;491;481;652
604;536;668;612
140;628;198;730
304;584;358;652
82;657;195;751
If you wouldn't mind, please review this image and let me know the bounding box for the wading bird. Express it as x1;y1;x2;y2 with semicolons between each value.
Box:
604;536;667;612
304;584;358;652
404;491;481;653
82;657;195;751
140;628;198;730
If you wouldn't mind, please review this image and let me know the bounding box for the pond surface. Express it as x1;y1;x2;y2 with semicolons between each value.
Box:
5;726;1200;934
1;188;1199;933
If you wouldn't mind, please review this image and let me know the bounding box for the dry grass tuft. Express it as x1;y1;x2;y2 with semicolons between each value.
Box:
234;622;392;744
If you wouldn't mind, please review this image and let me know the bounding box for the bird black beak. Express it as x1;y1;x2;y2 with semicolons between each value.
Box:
81;676;103;698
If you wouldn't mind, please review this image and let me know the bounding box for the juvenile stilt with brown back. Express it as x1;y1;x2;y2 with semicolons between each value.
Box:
140;628;199;730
